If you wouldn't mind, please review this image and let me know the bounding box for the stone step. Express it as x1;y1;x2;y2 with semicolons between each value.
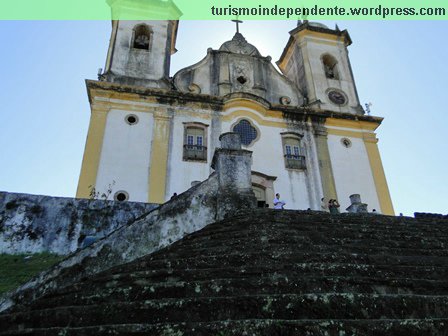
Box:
115;263;448;282
185;210;446;228
175;227;448;252
32;275;448;310
185;219;448;239
2;318;448;336
169;231;448;256
112;251;448;276
3;294;448;331
147;240;448;262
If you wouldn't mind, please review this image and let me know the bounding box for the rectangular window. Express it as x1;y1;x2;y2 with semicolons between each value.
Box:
293;146;300;157
282;135;306;170
187;135;194;147
285;145;292;157
183;124;208;162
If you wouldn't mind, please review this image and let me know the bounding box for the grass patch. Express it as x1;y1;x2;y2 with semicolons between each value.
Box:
0;253;63;296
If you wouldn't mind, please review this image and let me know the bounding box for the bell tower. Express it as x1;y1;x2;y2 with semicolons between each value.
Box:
102;0;181;89
277;21;364;115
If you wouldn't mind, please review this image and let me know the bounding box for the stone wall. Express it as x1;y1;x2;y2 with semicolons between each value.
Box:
0;133;257;312
0;174;220;312
0;192;158;255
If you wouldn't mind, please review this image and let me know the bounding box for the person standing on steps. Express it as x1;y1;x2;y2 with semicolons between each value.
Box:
329;199;340;214
273;193;286;209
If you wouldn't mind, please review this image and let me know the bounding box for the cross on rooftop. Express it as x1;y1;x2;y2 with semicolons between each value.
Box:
231;17;243;34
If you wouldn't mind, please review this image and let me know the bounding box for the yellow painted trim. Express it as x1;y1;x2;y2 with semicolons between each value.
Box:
364;139;395;216
90;88;160;107
224;99;269;114
327;128;365;139
90;88;214;120
92;100;212;121
314;132;338;201
326;118;380;131
277;43;294;73
148;114;171;203
76;108;108;198
223;99;287;128
222;110;287;128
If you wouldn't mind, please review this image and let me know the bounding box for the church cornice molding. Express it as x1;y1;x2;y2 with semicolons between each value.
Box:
86;79;224;110
86;79;383;126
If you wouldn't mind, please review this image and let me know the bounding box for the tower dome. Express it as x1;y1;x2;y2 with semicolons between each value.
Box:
307;21;329;29
297;20;329;29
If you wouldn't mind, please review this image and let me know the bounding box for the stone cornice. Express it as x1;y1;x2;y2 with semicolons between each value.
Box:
86;79;383;125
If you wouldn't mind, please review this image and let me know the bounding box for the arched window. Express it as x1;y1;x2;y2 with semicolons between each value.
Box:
133;24;151;50
322;54;339;80
232;119;259;146
281;133;306;170
183;122;208;161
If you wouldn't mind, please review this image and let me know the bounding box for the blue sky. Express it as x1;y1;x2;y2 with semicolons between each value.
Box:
0;20;446;215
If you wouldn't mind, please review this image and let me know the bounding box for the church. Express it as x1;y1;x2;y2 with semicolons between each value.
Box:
76;1;394;215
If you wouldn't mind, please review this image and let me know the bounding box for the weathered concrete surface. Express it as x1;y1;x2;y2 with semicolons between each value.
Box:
1;209;448;335
0;134;257;313
212;132;256;220
173;32;304;106
346;193;369;213
0;192;158;255
0;176;217;313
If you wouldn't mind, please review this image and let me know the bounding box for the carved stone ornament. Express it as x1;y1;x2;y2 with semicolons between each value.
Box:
188;83;201;94
219;33;261;56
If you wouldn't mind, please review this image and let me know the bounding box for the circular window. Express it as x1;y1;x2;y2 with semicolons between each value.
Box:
232;119;258;146
125;114;139;125
341;138;352;148
114;191;129;202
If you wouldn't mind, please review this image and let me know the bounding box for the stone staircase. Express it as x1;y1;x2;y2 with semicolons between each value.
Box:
1;209;448;335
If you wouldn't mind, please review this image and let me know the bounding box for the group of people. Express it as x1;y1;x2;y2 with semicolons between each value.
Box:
274;194;341;214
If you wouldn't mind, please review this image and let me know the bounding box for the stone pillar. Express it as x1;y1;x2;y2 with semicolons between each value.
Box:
211;132;257;219
363;135;395;215
217;53;231;96
312;117;338;201
76;107;108;198
148;110;172;203
346;194;368;213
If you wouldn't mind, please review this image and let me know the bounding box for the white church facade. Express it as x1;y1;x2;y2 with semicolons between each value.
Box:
76;2;394;215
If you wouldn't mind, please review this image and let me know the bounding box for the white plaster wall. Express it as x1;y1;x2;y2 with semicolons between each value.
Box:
328;134;381;212
111;21;169;80
220;114;313;210
191;58;212;95
96;110;153;202
165;113;212;199
299;38;360;114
